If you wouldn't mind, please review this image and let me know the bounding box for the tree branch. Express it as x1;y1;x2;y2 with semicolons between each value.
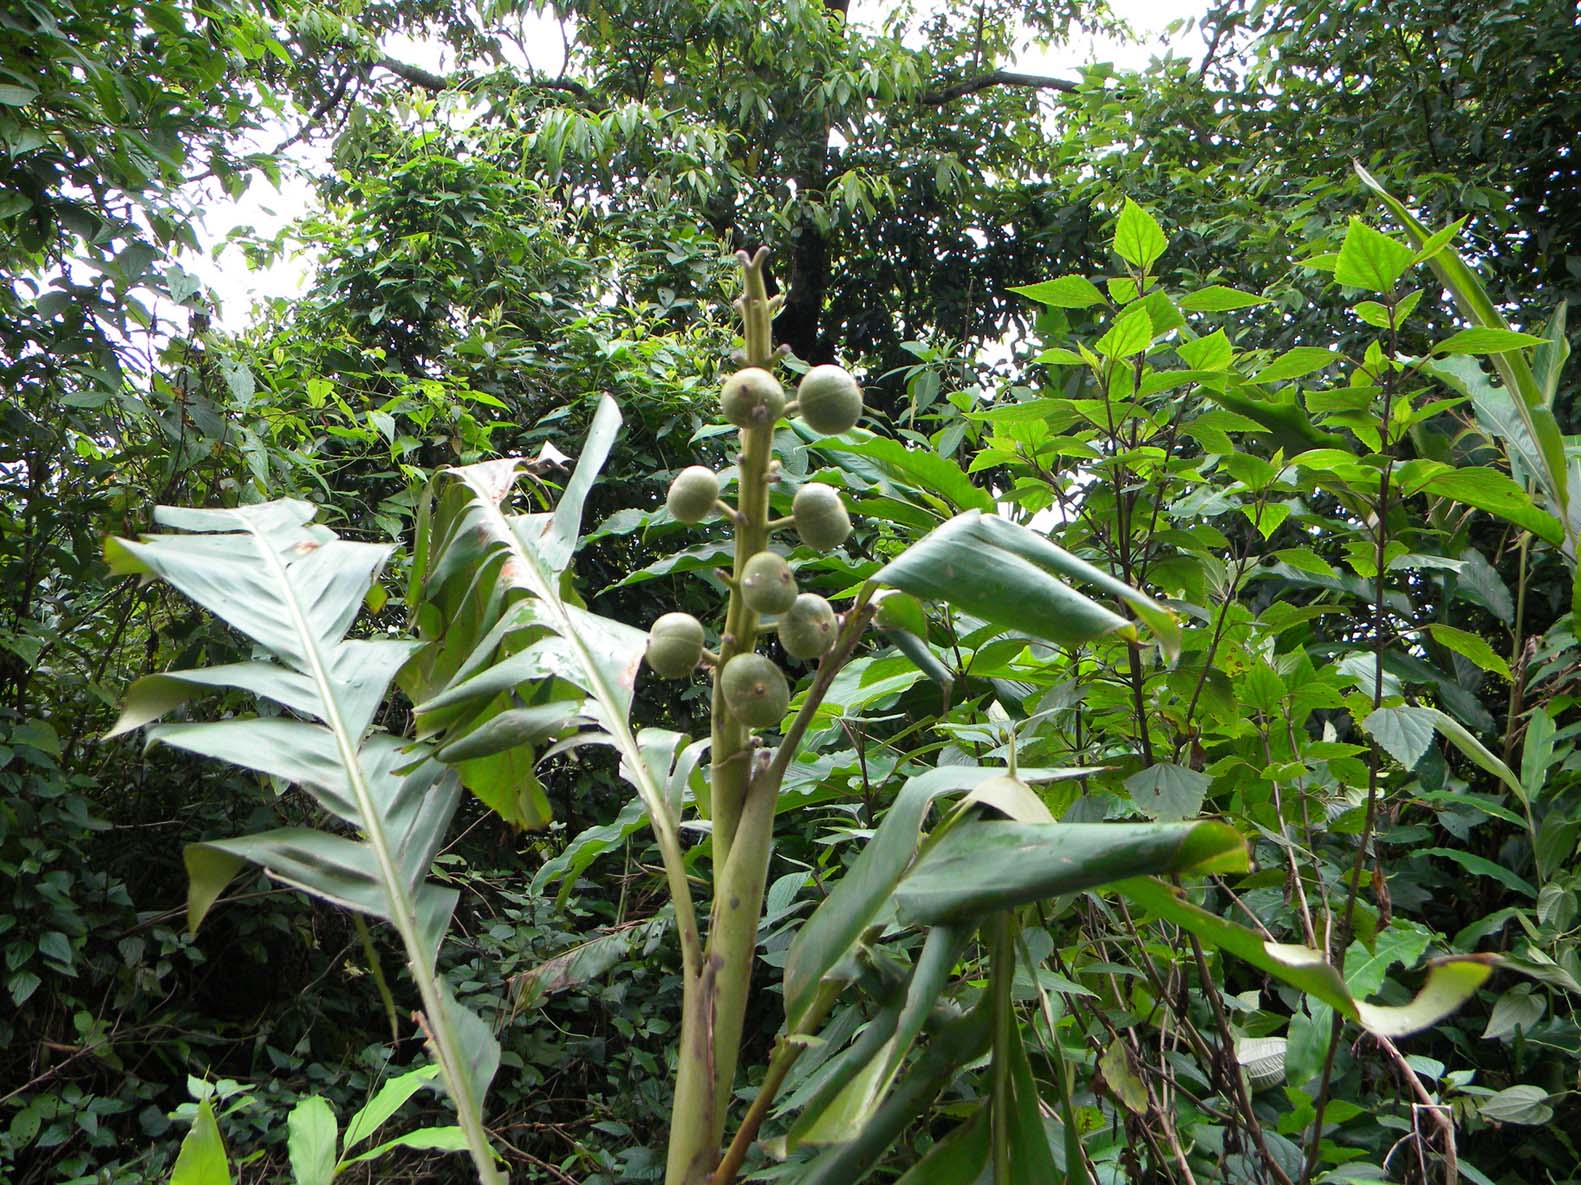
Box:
374;55;593;100
375;54;452;92
920;69;1077;105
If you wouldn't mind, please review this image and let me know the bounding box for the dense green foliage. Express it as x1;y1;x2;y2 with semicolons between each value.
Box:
3;1;1580;1183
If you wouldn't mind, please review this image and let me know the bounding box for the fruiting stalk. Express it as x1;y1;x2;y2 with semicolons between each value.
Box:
662;249;864;1185
665;248;779;1185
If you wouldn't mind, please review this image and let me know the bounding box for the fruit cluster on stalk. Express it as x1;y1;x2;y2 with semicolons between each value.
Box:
642;327;864;720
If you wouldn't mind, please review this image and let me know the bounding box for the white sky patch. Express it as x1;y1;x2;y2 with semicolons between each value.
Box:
190;0;1208;330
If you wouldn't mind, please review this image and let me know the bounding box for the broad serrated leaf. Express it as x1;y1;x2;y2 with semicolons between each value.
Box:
1010;275;1106;308
1334;217;1415;292
1095;308;1152;359
1113;198;1168;270
1362;705;1436;770
1250;347;1342;384
1479;1085;1552;1125
1124;763;1211;821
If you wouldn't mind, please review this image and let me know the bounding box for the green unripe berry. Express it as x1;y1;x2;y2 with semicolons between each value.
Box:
666;465;719;524
720;367;785;429
740;551;798;614
796;364;863;435
792;484;851;550
720;652;790;728
778;593;837;659
645;612;705;679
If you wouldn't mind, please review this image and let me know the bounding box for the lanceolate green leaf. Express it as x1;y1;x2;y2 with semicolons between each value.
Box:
342;1065;442;1151
782;765;1099;1029
872;511;1181;660
795;925;971;1147
811;431;994;514
1117;877;1497;1037
893;819;1247;925
170;1099;230;1185
105;502;503;1185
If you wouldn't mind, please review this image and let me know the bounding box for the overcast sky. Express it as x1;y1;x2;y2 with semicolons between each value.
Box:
188;0;1209;328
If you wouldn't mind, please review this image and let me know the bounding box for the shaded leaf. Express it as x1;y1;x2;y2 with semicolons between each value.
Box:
894;820;1246;925
1124;763;1210;821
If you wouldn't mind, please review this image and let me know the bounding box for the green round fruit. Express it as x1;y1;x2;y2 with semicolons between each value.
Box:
720;367;785;429
645;612;705;679
778;593;837;659
720;653;789;728
740;551;797;614
666;465;719;524
792;484;851;550
796;364;863;436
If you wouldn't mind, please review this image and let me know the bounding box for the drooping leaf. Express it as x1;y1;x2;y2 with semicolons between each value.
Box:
1420;468;1566;545
872;511;1180;660
342;1065;441;1152
405;395;702;983
812;431;994;514
1118;877;1496;1036
1423;707;1525;803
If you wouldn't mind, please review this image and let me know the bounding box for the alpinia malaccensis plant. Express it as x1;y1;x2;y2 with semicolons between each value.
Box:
115;241;1499;1185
